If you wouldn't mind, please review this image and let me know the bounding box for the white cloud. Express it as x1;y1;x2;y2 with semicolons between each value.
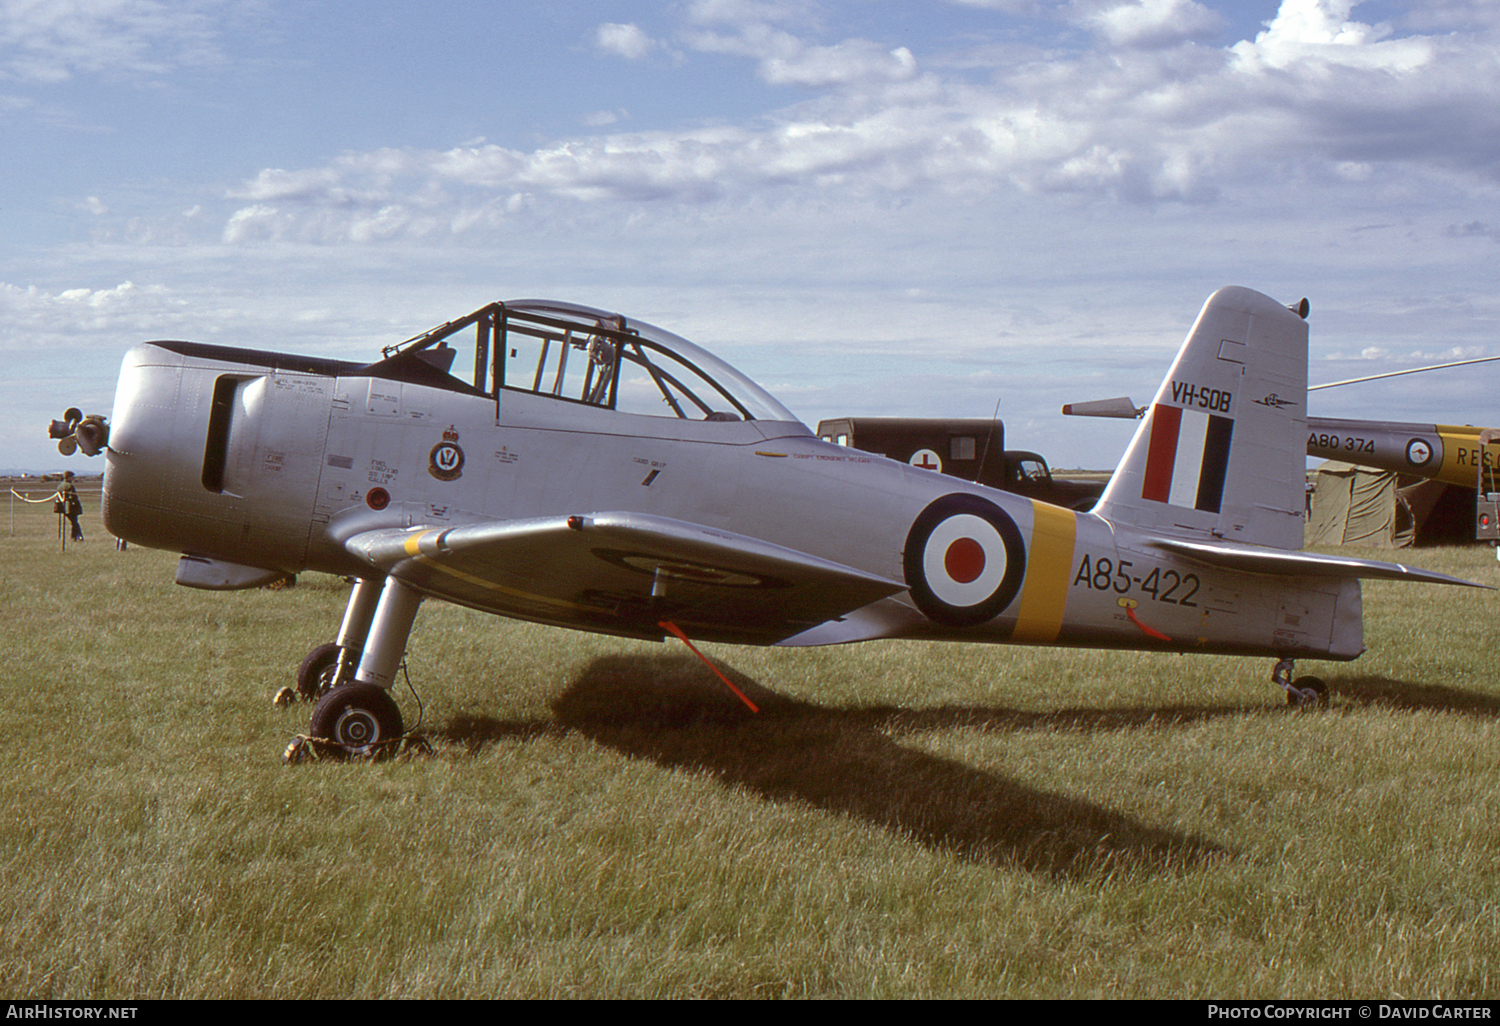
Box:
0;279;177;347
760;41;917;87
221;203;280;244
595;22;655;60
1261;0;1386;45
347;205;415;243
1230;0;1432;72
1082;0;1224;49
202;0;1496;247
682;1;919;87
230;166;356;204
0;0;227;83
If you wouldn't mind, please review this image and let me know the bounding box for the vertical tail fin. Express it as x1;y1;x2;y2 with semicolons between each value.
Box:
1094;286;1309;550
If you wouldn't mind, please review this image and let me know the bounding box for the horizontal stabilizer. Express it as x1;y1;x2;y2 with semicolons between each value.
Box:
1146;537;1489;588
1061;396;1143;419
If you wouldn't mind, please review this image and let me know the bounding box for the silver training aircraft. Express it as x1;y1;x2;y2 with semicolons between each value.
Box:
59;286;1483;757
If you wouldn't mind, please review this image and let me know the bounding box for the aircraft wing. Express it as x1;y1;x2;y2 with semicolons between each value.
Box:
1146;537;1490;588
343;512;907;644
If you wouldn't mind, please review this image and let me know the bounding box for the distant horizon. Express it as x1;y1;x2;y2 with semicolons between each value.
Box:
4;470;104;481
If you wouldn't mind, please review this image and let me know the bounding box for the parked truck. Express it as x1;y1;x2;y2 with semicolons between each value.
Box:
814;417;1104;510
1477;428;1499;555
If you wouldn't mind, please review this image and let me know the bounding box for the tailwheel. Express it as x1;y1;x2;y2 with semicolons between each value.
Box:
308;683;405;759
1286;676;1329;709
295;642;343;702
1272;658;1329;709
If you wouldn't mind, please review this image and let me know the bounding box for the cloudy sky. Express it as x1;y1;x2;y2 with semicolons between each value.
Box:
3;0;1497;473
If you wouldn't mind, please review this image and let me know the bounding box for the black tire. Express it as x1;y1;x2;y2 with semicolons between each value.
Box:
309;683;404;758
296;643;342;702
1286;676;1329;708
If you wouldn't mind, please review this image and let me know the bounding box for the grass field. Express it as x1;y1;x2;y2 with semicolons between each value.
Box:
2;487;1498;998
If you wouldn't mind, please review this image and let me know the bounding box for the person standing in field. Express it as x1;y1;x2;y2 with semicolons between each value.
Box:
59;471;84;542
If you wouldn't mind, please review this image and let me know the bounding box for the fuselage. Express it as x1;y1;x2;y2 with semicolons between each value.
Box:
102;334;1364;661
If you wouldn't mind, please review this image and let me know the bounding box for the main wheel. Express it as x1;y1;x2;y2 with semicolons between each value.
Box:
296;643;343;702
1286;676;1329;708
309;683;404;758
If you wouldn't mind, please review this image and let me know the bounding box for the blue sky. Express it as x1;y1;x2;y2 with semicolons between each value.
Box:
3;0;1497;471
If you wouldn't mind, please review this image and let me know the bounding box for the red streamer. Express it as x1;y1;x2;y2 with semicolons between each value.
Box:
658;620;760;714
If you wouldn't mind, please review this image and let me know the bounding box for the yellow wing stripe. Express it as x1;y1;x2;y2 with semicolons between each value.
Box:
1012;502;1077;643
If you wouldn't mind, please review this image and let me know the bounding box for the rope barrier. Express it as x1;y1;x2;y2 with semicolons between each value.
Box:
9;489;63;504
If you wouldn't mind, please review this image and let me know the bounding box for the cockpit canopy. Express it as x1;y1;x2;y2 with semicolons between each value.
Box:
372;300;799;424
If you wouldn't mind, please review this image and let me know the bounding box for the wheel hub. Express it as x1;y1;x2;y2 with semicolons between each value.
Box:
334;708;381;747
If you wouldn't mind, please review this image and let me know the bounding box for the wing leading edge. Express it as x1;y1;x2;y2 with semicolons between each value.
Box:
344;512;907;644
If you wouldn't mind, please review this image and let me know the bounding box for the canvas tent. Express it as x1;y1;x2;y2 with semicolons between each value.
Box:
1398;477;1482;546
1306;461;1414;549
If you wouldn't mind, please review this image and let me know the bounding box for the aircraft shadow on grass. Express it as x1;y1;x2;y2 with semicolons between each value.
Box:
432;653;1266;878
1328;675;1500;718
433;656;1500;876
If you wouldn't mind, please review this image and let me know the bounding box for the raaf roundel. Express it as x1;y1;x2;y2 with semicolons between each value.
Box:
903;493;1027;627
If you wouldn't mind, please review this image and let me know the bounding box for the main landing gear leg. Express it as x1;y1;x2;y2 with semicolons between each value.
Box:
332;576;384;688
350;576;424;691
1273;657;1328;709
285;577;424;762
